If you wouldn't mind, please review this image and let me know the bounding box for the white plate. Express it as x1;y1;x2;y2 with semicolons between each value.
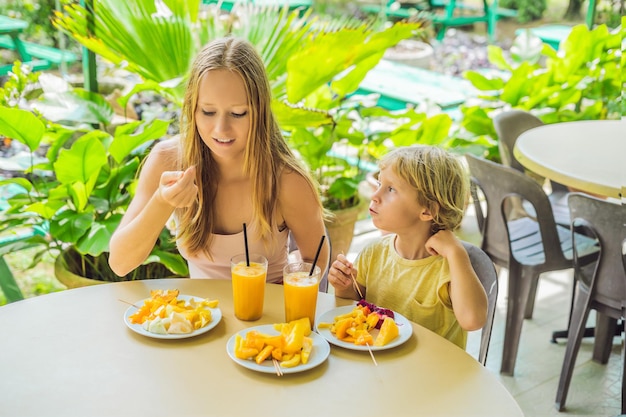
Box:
124;294;222;340
315;305;413;351
226;324;330;375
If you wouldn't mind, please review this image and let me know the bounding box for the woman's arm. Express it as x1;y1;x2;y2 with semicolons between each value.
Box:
109;140;197;276
278;170;330;276
426;231;488;331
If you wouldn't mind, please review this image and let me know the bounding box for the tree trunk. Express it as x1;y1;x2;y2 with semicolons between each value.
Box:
564;0;584;20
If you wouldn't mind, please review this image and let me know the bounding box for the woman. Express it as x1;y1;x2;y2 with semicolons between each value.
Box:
109;37;329;282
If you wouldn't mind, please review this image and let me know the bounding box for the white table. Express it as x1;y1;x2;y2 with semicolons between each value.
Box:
0;279;523;417
514;119;626;200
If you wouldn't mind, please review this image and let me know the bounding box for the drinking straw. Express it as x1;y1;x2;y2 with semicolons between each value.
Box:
243;223;250;267
309;235;325;276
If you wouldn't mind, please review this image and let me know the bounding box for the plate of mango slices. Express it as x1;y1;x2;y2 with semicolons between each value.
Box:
226;317;330;374
315;303;412;351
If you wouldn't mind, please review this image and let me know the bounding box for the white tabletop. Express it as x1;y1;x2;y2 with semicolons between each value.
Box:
0;279;523;417
514;119;626;199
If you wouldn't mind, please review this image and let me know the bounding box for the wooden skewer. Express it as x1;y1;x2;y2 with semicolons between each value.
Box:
365;343;378;366
340;250;364;300
350;271;364;300
118;299;140;309
272;358;284;376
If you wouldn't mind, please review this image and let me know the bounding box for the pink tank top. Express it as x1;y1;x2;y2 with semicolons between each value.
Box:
177;223;289;283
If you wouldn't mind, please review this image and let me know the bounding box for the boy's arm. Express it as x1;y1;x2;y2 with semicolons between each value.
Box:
426;231;488;331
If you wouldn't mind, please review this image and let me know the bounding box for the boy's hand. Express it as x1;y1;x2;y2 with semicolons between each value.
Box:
156;165;198;208
425;230;464;259
328;254;358;293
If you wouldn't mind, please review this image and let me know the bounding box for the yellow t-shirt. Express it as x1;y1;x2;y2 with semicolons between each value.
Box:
355;234;466;349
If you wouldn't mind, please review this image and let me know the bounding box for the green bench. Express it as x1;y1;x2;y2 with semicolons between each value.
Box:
203;0;312;12
356;58;477;112
360;0;517;43
0;34;78;76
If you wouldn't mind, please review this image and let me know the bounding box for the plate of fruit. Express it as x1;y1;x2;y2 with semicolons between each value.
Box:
315;301;412;351
124;289;221;339
226;317;330;375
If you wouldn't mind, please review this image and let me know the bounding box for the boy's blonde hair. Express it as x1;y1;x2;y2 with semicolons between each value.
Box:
379;145;469;232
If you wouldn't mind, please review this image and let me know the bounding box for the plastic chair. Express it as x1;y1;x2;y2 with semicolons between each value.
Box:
462;241;498;366
493;110;570;227
555;193;626;412
465;154;599;375
287;228;331;293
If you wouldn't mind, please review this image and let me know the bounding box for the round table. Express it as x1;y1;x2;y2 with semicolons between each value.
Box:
0;279;523;417
514;119;626;200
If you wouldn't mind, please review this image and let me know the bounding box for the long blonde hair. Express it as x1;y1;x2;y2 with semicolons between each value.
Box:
379;145;469;232
176;37;321;257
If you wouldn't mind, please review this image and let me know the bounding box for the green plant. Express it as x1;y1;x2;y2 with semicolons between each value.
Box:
54;1;450;211
499;0;546;22
454;22;623;160
0;70;188;282
286;92;454;210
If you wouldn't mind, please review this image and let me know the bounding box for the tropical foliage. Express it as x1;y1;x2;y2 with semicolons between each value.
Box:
453;21;624;160
53;1;454;210
0;66;188;281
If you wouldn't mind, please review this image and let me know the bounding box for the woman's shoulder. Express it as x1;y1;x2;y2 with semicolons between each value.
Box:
277;165;314;194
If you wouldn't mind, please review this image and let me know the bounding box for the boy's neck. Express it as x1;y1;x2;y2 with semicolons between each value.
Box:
393;230;431;260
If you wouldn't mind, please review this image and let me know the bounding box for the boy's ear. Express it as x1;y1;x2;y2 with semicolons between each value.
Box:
419;208;434;221
419;203;439;221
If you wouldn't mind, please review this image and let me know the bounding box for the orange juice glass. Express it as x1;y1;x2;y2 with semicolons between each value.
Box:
283;262;321;327
231;254;268;321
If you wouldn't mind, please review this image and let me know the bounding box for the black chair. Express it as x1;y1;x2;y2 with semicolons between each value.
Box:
466;154;599;375
555;193;626;412
288;229;331;293
463;241;499;366
493;110;570;227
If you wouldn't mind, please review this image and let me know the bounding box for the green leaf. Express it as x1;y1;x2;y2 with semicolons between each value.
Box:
0;177;33;193
109;119;169;164
75;214;122;256
50;210;93;245
464;71;505;91
54;132;108;184
486;45;512;71
418;114;453;145
286;22;420;103
0;106;45;152
274;101;333;130
328;177;360;201
146;248;189;276
24;200;65;220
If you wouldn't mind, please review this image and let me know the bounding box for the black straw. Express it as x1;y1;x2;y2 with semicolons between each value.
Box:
309;235;325;276
243;223;250;267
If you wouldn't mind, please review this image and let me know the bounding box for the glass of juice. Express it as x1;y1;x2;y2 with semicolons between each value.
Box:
283;262;321;328
231;254;268;321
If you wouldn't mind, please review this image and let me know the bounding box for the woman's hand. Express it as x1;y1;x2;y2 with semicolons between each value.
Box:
156;165;198;208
